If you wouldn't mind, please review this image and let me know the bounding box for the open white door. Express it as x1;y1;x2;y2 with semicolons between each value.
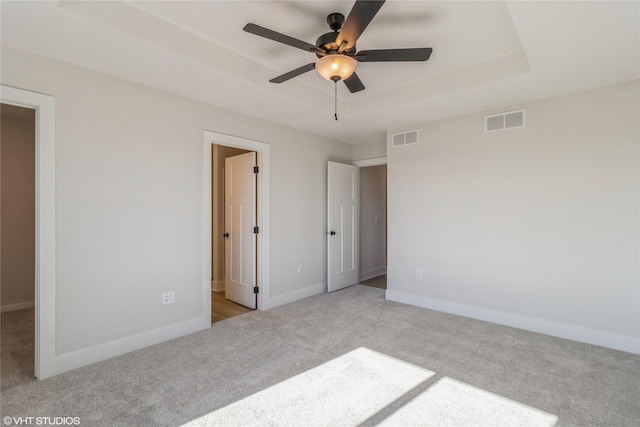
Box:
224;152;257;308
327;161;359;292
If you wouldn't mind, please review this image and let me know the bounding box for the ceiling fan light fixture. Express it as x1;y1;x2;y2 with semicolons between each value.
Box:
316;54;356;82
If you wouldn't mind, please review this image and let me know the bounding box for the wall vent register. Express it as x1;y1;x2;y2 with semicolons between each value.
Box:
485;109;526;132
391;129;419;147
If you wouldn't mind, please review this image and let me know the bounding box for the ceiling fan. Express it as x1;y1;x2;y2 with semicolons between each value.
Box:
243;0;433;95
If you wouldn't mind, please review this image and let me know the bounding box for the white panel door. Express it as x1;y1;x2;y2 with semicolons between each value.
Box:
225;152;257;309
327;161;359;292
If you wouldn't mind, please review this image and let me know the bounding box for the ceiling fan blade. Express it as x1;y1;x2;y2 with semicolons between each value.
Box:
356;48;433;62
269;63;316;84
343;72;365;93
244;23;318;52
336;0;386;50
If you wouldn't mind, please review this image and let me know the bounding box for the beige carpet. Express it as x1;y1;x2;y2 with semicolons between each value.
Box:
1;285;639;426
185;348;556;427
1;307;34;390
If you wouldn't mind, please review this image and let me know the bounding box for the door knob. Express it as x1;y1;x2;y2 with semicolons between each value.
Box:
223;233;229;238
330;231;336;235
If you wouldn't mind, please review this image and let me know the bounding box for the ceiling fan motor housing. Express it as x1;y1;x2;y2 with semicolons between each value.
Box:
315;13;356;57
316;33;356;57
327;12;344;31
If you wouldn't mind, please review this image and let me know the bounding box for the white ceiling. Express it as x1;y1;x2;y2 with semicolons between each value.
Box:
2;1;638;144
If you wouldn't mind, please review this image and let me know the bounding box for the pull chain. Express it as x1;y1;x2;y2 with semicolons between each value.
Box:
334;80;338;121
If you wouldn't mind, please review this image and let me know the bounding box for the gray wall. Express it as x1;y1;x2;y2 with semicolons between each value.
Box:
1;104;35;311
352;139;386;161
386;80;639;353
1;46;351;359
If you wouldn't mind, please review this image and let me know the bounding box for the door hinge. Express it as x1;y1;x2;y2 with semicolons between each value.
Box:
253;286;259;294
253;166;259;174
254;226;259;234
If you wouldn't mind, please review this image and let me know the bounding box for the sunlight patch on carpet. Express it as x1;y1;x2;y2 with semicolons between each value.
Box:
379;377;557;427
182;347;434;426
182;347;557;427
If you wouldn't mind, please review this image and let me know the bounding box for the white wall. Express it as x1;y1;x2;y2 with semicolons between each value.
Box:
359;165;387;281
1;47;350;365
352;139;386;161
386;80;640;353
269;138;351;301
1;104;36;311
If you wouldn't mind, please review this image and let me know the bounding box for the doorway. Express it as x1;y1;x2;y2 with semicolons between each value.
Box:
1;86;55;380
203;131;271;322
357;160;387;290
326;159;388;292
211;145;255;322
1;103;36;384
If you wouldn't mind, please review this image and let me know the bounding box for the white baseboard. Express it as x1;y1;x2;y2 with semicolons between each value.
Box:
269;282;326;309
1;301;35;313
360;266;387;282
211;280;225;292
44;315;210;379
385;290;640;355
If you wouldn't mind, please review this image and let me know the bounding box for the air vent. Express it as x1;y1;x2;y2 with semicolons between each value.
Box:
391;129;419;147
485;109;526;132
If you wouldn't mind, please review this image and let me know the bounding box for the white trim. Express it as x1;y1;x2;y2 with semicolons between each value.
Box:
1;301;35;313
203;131;271;311
211;280;225;292
52;317;205;375
353;157;387;167
359;266;387;282
1;85;56;379
202;143;214;322
269;283;326;309
386;289;640;355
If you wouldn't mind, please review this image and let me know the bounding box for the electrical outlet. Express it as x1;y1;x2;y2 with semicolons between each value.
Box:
297;265;303;275
416;270;423;280
162;291;175;305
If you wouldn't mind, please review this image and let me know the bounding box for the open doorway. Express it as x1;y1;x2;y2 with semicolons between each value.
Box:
1;103;36;384
211;144;255;322
203;131;271;323
358;163;387;290
2;86;55;380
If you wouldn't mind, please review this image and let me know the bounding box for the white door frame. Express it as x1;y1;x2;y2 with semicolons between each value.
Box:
353;157;387;168
203;131;270;312
1;85;56;380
